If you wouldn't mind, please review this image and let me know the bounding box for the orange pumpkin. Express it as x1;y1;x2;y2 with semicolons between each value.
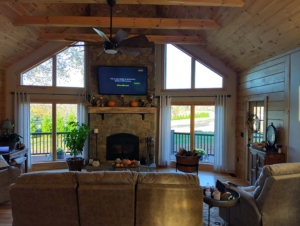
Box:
130;101;138;107
107;100;116;107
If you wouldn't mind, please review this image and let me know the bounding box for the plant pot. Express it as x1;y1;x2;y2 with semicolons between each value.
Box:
176;155;200;174
57;154;65;159
66;157;84;171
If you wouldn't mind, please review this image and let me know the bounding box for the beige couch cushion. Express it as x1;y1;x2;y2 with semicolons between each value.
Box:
9;172;79;226
77;171;138;226
0;166;21;203
136;172;203;226
253;163;300;198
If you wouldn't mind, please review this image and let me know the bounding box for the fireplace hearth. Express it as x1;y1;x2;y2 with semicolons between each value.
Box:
106;133;139;160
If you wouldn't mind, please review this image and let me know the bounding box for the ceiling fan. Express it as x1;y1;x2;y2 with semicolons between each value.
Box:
90;0;154;56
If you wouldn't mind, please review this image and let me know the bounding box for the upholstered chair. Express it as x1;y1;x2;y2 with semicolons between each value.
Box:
219;163;300;226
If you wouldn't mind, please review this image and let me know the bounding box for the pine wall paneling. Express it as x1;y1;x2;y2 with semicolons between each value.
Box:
236;55;290;179
0;69;5;122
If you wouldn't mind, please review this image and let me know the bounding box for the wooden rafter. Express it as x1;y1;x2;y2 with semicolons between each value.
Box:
38;33;206;44
1;0;245;7
14;16;221;30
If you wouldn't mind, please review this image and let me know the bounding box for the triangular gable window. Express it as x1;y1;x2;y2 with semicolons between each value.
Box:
195;61;222;88
165;44;223;89
21;42;84;88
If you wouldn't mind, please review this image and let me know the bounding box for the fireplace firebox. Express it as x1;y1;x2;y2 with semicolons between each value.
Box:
106;133;139;160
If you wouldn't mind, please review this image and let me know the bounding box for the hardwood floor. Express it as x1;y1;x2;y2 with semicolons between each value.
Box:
0;166;249;226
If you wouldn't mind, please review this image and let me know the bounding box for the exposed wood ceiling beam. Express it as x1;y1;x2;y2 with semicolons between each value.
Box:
38;33;206;44
1;0;245;7
14;16;221;30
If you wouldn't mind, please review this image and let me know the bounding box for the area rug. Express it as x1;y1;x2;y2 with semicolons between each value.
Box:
203;203;226;226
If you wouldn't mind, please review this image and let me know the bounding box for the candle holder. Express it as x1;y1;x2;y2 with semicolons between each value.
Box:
120;94;124;106
92;129;100;167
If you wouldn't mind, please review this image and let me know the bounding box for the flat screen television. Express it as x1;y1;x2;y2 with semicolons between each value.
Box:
97;66;148;95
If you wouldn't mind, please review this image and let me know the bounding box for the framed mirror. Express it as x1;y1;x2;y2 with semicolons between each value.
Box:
267;123;276;147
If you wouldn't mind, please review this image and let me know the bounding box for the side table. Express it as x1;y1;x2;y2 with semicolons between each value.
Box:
2;148;28;173
203;188;240;226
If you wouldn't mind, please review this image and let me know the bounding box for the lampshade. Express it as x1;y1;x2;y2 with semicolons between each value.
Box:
2;119;12;129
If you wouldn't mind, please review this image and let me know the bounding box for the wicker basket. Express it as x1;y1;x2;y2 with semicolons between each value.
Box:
176;155;200;174
66;157;84;171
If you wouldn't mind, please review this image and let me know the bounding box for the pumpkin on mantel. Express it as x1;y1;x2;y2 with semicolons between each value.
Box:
107;100;116;107
130;101;138;107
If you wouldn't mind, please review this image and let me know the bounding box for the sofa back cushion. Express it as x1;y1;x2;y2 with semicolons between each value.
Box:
77;171;137;226
135;172;203;226
9;172;79;226
253;163;300;199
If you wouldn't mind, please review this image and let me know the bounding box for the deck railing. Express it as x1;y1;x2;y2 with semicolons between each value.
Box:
171;130;215;156
30;132;69;155
30;131;215;157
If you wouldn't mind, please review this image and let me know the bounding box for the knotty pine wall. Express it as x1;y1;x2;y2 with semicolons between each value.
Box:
0;69;5;123
236;55;290;180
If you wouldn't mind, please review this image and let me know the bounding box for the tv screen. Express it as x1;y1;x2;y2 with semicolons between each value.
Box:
98;66;148;95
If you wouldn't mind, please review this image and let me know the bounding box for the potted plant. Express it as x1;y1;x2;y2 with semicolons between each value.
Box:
0;132;23;150
64;121;90;171
56;148;65;160
175;148;201;175
195;148;206;161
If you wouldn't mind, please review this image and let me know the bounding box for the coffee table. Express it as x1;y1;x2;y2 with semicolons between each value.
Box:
203;188;240;226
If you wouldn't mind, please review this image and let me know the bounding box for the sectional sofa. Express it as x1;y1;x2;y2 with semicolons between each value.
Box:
9;171;203;226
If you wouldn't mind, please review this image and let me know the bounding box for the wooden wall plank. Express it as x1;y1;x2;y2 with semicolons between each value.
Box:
236;55;288;180
0;69;5;121
239;63;285;83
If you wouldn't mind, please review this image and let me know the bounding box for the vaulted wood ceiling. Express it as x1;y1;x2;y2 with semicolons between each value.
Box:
1;0;300;73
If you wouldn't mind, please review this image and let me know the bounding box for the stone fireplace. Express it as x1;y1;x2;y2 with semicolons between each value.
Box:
106;133;139;160
87;11;156;162
89;110;156;162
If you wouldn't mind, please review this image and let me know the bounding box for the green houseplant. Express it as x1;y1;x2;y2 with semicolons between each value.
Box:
64;121;90;171
56;148;65;160
195;148;206;160
0;132;23;150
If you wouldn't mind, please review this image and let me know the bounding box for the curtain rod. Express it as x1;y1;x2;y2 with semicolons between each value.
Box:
11;92;231;98
155;95;231;98
11;92;86;96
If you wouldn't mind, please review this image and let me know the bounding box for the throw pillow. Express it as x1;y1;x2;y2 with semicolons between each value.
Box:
0;155;9;169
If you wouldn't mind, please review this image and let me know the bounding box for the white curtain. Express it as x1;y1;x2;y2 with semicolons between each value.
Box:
158;96;172;166
77;94;89;161
14;92;31;168
214;95;228;172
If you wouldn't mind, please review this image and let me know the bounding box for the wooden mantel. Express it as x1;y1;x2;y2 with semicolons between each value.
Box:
88;107;156;120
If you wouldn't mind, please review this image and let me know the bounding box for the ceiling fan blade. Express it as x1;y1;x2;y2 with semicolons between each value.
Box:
119;47;141;57
119;34;149;47
93;28;111;43
113;29;129;44
97;48;105;57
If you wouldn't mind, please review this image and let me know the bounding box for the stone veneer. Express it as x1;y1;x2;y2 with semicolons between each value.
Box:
88;35;156;162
